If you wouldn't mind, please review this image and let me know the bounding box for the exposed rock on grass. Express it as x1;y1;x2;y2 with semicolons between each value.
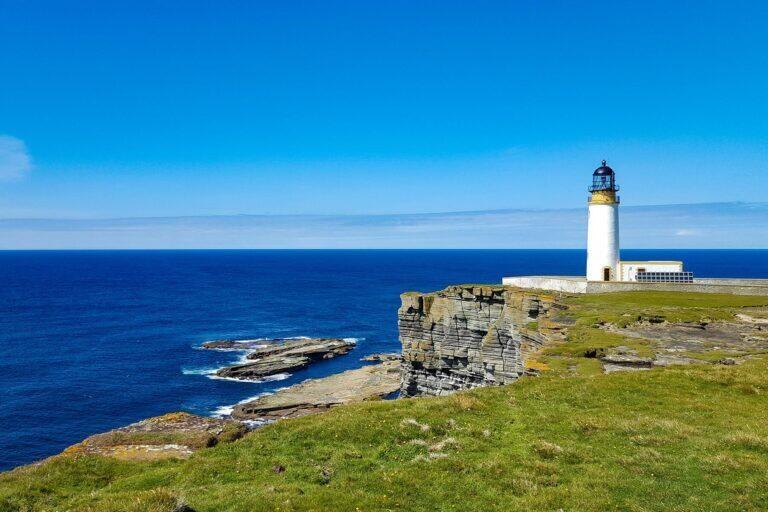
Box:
59;412;246;462
600;353;654;373
614;320;768;354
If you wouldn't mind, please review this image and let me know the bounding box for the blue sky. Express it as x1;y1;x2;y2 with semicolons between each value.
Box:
0;1;766;246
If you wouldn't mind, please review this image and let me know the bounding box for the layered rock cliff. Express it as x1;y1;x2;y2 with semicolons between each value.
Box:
398;285;563;397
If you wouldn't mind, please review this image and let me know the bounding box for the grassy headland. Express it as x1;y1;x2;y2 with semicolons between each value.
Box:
3;291;768;512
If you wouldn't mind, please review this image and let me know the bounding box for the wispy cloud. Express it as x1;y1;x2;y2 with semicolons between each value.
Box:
0;202;765;249
0;136;32;181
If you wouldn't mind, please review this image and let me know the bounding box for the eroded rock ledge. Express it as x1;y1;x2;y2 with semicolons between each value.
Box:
232;361;401;421
398;285;566;397
60;412;246;462
206;338;356;381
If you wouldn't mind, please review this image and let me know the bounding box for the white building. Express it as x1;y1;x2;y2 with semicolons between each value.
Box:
585;161;691;283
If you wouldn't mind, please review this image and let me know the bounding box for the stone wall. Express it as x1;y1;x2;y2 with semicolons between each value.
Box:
398;285;562;397
502;276;768;296
502;276;587;293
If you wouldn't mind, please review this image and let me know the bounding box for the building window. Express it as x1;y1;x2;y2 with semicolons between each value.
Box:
603;267;611;281
635;271;693;283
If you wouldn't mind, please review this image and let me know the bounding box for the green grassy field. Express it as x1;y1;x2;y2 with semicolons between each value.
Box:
3;291;768;512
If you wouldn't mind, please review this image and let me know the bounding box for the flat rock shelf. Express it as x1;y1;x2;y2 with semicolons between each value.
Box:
232;360;401;421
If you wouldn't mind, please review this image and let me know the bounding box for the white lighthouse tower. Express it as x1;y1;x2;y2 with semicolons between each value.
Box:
586;160;620;281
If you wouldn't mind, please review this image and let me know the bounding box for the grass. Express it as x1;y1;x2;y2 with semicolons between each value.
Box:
3;291;768;511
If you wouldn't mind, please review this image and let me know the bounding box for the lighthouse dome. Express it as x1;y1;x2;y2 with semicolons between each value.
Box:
589;160;618;193
593;160;614;176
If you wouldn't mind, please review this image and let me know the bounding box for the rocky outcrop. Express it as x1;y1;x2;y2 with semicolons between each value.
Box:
398;285;565;397
360;353;401;362
600;353;654;372
60;412;247;462
599;319;768;372
612;320;768;352
209;338;356;381
202;339;270;350
245;338;355;360
232;361;401;420
216;355;312;380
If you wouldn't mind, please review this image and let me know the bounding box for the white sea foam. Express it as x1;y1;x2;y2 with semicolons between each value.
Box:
181;366;220;376
211;390;275;419
211;404;235;417
206;372;291;384
234;352;254;365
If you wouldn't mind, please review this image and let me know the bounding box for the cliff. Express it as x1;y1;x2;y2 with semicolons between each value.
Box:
5;291;768;511
398;285;566;397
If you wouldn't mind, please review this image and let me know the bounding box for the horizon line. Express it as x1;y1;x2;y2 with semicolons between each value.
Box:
1;200;765;222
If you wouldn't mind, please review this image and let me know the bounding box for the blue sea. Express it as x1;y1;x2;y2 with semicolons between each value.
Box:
1;249;767;470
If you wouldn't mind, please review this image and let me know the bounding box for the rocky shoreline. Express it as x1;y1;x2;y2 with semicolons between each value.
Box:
35;285;768;467
203;336;400;422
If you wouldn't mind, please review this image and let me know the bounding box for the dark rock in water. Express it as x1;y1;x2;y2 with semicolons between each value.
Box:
58;412;246;462
202;339;271;350
212;338;357;380
360;353;401;362
216;355;311;380
245;338;355;361
232;361;401;421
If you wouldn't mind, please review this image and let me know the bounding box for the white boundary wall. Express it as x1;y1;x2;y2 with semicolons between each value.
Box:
502;276;768;296
502;276;588;293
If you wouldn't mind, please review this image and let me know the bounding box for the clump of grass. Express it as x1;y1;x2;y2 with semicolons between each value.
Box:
450;393;484;411
533;440;563;459
400;418;430;431
725;431;768;452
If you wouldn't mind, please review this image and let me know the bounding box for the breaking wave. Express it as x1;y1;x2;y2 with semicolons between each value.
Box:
211;390;275;418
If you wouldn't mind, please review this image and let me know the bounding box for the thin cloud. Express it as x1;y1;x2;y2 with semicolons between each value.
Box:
0;202;765;249
0;135;32;181
674;228;703;237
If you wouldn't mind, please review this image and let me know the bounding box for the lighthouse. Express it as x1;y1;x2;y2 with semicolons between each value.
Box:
503;159;694;290
586;160;620;281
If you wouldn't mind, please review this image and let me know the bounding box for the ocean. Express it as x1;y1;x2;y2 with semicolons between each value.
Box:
1;249;767;470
